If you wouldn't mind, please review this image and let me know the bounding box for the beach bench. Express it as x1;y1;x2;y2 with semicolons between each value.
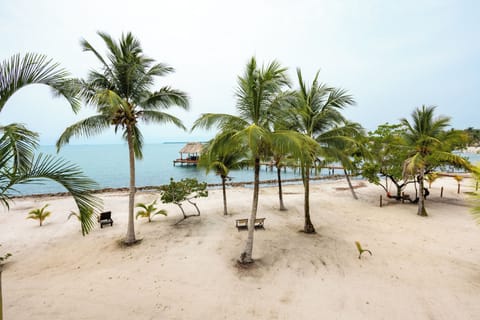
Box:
98;211;113;228
235;218;248;230
235;218;266;230
254;218;265;229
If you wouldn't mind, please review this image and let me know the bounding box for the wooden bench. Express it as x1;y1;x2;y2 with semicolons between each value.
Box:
235;219;248;230
98;211;113;228
254;218;265;229
235;218;266;230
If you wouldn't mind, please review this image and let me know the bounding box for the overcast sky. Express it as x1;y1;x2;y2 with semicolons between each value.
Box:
1;0;479;145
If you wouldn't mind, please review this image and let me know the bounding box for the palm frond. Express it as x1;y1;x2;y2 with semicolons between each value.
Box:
141;110;186;130
56;115;110;151
0;123;39;173
0;53;80;112
142;87;189;111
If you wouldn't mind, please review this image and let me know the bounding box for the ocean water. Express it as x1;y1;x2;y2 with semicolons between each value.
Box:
12;143;313;195
11;144;480;196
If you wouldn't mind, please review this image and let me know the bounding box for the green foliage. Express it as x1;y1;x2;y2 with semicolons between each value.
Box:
464;127;480;146
159;178;208;205
27;204;52;226
135;200;167;222
0;54;101;235
425;172;439;188
158;178;208;219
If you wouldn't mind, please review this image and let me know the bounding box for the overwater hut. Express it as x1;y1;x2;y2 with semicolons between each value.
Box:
173;142;204;166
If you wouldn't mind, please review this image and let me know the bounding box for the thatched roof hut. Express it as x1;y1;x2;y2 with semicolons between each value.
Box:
174;142;205;166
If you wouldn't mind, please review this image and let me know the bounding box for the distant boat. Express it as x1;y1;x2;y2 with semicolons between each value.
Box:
173;142;204;166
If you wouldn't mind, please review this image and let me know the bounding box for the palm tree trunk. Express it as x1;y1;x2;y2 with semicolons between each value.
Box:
277;165;286;211
221;175;228;215
240;157;260;264
125;127;137;244
417;170;427;216
344;169;358;200
303;165;316;233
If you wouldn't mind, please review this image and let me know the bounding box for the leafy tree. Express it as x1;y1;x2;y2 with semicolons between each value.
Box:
135;200;167;222
0;54;101;235
193;57;303;264
401;105;473;216
158;178;208;223
57;32;189;244
198;133;248;215
27;204;51;226
360;123;413;199
285;69;357;233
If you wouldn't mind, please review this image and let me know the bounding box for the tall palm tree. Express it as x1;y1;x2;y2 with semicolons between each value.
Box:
401;105;472;216
56;32;189;244
193;57;302;264
0;54;100;234
198;132;249;215
285;69;357;233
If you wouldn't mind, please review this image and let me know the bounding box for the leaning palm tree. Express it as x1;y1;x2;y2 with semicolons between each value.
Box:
401;105;473;216
193;57;303;264
285;68;357;233
0;54;100;235
56;32;189;244
198;132;249;215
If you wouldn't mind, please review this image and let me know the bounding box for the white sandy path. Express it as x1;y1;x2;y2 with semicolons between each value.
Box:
1;177;480;319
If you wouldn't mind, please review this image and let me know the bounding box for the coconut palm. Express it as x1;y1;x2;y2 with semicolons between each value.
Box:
401;105;473;216
198;132;249;215
27;204;52;226
56;32;189;244
135;200;167;222
285;69;357;233
0;54;100;235
425;172;438;188
193;57;304;264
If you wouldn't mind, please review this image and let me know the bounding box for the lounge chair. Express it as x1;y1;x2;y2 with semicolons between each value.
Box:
98;211;113;228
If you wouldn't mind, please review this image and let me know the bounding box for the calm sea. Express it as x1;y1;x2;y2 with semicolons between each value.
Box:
13;143;310;195
11;144;480;196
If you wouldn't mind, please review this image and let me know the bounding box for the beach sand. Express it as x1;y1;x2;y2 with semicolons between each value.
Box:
1;177;480;319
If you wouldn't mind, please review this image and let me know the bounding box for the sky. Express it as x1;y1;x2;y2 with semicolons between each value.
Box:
1;0;479;145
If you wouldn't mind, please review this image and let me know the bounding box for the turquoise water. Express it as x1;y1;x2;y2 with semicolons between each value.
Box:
13;143;311;195
11;144;480;196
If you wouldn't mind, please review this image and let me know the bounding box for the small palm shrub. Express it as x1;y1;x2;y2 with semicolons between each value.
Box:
135;200;167;222
27;204;51;226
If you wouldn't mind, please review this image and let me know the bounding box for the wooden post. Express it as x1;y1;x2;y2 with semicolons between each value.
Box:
440;186;444;198
476;181;479;191
380;195;383;207
457;184;460;194
401;192;405;204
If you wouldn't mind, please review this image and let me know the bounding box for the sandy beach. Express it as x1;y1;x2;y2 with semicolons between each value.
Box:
1;177;480;319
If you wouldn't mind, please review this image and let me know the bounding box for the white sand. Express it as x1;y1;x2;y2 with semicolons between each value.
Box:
1;177;480;319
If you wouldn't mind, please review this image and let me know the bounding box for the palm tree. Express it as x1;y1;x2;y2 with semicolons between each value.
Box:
285;69;357;233
56;32;189;244
193;57;302;264
0;54;100;235
198;132;249;215
27;204;52;226
401;105;472;216
135;200;167;222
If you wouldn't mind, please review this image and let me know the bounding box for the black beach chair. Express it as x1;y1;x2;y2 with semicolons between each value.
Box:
98;211;113;228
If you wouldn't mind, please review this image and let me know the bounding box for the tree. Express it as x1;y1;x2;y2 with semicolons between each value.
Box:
0;54;101;235
198;133;248;215
401;105;473;216
285;69;357;233
135;200;167;222
159;178;208;223
27;204;51;226
361;123;413;199
193;57;302;264
57;32;189;244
